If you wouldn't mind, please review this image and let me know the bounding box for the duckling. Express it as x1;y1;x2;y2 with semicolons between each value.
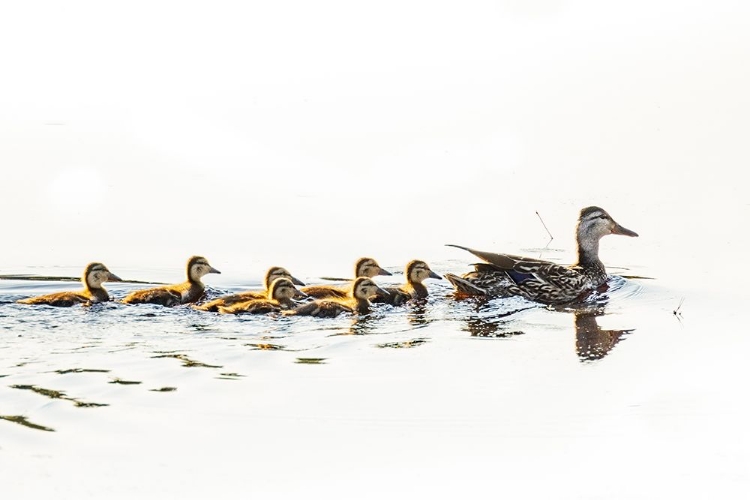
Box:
17;263;122;307
217;278;307;314
122;256;220;306
445;206;638;304
285;277;389;317
372;260;443;306
301;257;391;299
194;266;305;312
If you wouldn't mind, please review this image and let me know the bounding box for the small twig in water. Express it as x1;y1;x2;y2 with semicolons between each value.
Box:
535;211;554;241
673;298;684;318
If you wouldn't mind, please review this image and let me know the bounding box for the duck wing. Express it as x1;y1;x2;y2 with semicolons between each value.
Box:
447;244;588;303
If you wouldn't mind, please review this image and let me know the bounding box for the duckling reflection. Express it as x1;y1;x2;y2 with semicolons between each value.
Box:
574;309;634;362
407;300;429;327
346;314;378;336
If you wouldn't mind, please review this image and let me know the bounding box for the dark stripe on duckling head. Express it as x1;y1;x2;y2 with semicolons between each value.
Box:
268;277;298;301
265;266;305;287
84;262;121;289
405;260;442;283
352;277;389;300
187;256;220;282
355;257;391;277
83;262;107;281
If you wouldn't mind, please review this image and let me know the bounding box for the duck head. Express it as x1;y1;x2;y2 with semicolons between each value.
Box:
405;260;442;284
84;262;122;290
355;257;392;277
187;256;221;282
352;277;390;300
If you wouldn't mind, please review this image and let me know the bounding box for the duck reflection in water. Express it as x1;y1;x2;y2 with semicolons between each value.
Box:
461;297;530;338
460;298;634;361
574;308;634;362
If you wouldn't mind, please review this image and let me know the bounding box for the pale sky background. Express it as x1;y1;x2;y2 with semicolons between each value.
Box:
1;1;748;280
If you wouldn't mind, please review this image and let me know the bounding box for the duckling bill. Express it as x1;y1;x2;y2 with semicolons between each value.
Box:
122;256;220;306
17;263;122;307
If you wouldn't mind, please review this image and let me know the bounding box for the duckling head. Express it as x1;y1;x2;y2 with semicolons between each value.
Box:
352;277;390;300
187;256;221;282
265;266;305;287
405;260;442;284
84;262;122;289
269;277;308;301
355;257;392;277
576;207;638;262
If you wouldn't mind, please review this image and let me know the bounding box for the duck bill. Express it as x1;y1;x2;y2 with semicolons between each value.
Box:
208;266;221;274
428;270;443;280
612;223;639;237
374;285;390;298
107;272;123;282
377;268;392;276
291;276;306;286
293;288;308;299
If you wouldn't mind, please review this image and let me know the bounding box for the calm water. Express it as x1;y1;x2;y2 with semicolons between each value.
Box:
2;204;748;499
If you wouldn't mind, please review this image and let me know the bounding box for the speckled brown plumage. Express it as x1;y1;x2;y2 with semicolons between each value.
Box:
444;207;638;304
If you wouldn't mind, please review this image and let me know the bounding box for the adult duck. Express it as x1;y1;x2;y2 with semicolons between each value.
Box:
444;206;638;304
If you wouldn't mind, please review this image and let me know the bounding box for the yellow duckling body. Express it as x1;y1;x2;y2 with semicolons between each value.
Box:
122;256;220;306
195;266;304;312
301;257;391;300
373;260;442;306
17;263;122;307
286;277;389;317
217;278;307;315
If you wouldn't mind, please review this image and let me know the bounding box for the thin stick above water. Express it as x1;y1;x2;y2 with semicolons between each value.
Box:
535;211;554;241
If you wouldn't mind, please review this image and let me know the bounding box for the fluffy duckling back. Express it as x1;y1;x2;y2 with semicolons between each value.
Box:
122;256;220;306
286;277;389;317
217;278;306;315
373;260;442;306
195;266;304;312
17;263;122;307
301;257;391;299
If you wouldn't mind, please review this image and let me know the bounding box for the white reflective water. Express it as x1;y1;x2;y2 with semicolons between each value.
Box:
2;1;750;498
